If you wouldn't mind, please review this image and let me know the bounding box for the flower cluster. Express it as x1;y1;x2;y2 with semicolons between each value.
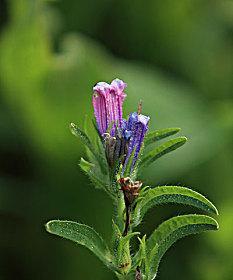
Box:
92;78;150;173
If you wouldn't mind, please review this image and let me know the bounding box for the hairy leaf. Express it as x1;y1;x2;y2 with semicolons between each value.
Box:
146;215;219;279
147;243;159;280
131;235;147;270
71;122;108;174
46;220;113;268
140;137;187;168
70;122;95;153
116;232;140;274
79;157;95;172
79;158;105;187
133;186;218;227
145;128;181;145
119;232;140;249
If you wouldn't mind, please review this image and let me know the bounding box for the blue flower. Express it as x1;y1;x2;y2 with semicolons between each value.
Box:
122;112;150;173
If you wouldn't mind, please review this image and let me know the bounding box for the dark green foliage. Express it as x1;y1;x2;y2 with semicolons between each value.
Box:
132;186;218;227
140;137;187;168
144;215;219;280
45;118;219;279
46;220;113;269
145;128;181;145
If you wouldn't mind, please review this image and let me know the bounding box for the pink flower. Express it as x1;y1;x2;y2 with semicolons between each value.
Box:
92;79;127;136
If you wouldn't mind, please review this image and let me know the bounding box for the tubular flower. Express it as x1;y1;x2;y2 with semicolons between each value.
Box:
92;78;127;136
122;112;150;173
92;79;150;173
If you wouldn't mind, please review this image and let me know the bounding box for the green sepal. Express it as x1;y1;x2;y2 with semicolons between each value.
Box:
146;214;219;279
145;128;181;145
45;220;113;269
132;186;218;227
140;137;187;168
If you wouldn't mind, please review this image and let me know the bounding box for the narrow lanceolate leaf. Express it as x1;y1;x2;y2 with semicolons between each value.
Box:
140;137;187;168
70;122;108;174
144;128;181;146
79;157;104;189
131;235;147;270
79;158;115;199
147;243;159;280
79;157;95;173
46;220;113;268
70;122;95;154
146;215;219;280
118;232;140;250
132;186;218;227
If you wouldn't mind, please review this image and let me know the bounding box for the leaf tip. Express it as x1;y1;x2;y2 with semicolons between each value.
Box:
212;205;219;216
181;136;188;142
45;220;55;233
174;127;181;132
69;122;76;129
69;122;77;134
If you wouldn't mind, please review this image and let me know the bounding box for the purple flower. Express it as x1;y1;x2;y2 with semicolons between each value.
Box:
92;79;150;173
92;78;127;136
123;112;150;173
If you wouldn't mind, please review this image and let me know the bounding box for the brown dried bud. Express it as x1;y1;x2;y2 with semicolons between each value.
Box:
118;177;142;205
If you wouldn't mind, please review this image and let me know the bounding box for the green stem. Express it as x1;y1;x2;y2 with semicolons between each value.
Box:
114;192;125;232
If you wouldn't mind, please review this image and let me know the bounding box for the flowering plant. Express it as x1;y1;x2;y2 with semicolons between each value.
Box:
45;79;219;280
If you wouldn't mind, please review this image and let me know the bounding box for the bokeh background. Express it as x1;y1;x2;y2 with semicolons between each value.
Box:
0;0;233;279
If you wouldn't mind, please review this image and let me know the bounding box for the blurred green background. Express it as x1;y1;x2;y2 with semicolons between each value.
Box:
0;0;232;279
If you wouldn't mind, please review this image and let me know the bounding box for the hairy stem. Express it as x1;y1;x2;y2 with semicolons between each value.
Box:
114;193;125;232
123;203;130;236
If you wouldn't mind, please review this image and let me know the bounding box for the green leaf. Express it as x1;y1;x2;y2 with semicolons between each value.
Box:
70;122;95;154
71;122;108;175
147;243;159;280
116;232;140;274
145;128;181;145
146;214;219;279
79;158;115;199
119;232;140;249
131;235;147;270
132;186;218;227
140;137;187;168
79;157;104;188
79;157;95;173
45;220;113;268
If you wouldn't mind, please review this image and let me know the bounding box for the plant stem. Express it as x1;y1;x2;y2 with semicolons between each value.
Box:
114;193;125;231
123;203;130;236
